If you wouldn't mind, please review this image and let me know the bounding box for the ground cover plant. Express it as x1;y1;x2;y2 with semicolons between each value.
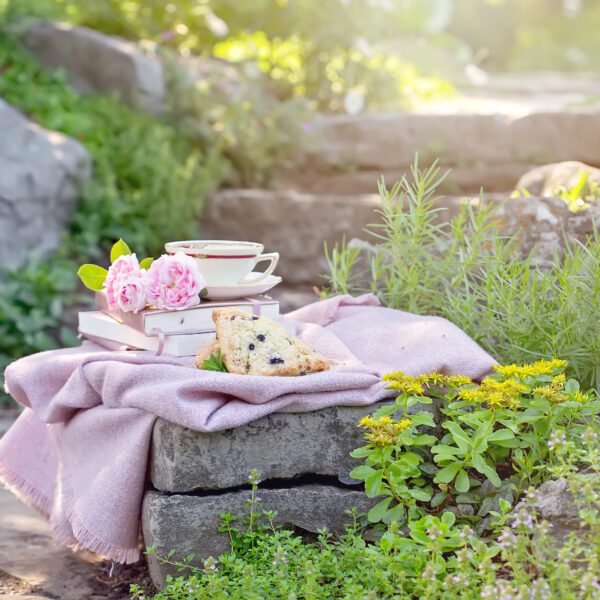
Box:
131;360;600;599
325;160;600;391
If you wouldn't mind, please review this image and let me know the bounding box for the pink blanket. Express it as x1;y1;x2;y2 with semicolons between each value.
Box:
0;294;495;563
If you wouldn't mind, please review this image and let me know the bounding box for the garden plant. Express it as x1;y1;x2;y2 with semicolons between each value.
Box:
131;359;600;599
325;161;600;390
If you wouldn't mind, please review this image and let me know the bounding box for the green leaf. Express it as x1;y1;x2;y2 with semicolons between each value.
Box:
367;497;392;523
140;257;154;270
383;502;406;525
431;492;446;508
348;465;375;481
565;379;579;393
373;404;398;418
413;434;438;446
379;531;395;552
441;511;456;527
201;349;228;372
444;422;472;451
349;447;371;458
110;238;132;263
471;453;501;488
77;264;108;291
365;470;385;497
410;487;433;502
487;428;515;442
431;444;464;457
455;493;477;504
435;462;462;484
455;469;470;493
410;412;436;428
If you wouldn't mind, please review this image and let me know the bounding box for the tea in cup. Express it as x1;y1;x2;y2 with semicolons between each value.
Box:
164;240;279;286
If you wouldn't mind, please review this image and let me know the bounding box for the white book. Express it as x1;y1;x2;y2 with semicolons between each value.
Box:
78;311;215;357
95;292;279;336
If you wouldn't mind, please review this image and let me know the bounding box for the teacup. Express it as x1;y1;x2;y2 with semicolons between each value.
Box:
164;240;279;287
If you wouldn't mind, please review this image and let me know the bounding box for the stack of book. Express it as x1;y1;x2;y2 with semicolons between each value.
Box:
78;292;281;356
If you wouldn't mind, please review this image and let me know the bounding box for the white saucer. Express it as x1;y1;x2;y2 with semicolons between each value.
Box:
203;272;282;300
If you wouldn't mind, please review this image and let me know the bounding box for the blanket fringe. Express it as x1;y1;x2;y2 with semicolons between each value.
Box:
48;472;140;564
49;510;140;564
1;459;139;564
0;459;52;519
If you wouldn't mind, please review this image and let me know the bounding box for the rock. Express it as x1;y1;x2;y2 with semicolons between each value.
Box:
150;399;438;492
142;485;378;587
514;478;582;544
201;189;383;285
529;478;579;520
516;161;600;197
0;99;92;271
23;21;165;114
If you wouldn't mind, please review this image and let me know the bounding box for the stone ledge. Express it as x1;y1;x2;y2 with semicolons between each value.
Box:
142;485;378;587
150;399;416;492
303;111;600;174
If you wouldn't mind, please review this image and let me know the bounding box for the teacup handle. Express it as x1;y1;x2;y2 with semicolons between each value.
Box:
249;252;279;284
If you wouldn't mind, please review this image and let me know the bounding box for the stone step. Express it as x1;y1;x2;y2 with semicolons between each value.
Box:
285;111;600;195
200;188;600;286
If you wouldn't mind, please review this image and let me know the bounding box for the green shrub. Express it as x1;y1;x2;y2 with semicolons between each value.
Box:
325;161;600;390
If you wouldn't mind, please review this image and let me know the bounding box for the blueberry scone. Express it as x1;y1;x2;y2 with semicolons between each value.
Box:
211;308;330;376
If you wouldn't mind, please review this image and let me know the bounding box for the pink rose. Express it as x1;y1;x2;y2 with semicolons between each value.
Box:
103;254;143;309
145;254;206;309
116;276;147;313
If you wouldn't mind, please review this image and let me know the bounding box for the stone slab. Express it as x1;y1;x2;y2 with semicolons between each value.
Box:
303;111;600;174
142;485;379;587
150;399;420;492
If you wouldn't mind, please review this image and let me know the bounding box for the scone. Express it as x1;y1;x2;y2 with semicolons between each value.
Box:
212;308;329;376
194;337;219;369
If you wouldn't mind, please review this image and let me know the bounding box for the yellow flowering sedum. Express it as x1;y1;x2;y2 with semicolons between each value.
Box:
494;359;567;379
459;378;528;410
358;415;413;447
382;371;472;395
381;358;574;413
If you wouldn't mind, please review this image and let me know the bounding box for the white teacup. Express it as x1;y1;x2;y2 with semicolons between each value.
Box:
164;240;279;287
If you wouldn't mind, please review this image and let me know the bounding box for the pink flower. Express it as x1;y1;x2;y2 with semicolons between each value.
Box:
145;254;206;309
116;276;147;313
104;254;143;310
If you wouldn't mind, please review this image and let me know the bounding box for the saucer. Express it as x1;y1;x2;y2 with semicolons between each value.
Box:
203;272;282;300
